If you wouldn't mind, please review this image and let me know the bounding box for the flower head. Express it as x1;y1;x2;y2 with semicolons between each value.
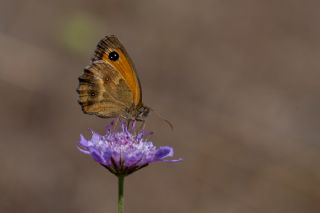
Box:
78;121;181;176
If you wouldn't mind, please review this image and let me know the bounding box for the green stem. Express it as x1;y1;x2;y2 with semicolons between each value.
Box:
118;175;125;213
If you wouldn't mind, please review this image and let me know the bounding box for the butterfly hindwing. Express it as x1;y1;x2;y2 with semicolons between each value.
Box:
77;61;133;118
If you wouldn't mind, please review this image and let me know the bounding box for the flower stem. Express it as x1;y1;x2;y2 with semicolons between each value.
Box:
118;175;125;213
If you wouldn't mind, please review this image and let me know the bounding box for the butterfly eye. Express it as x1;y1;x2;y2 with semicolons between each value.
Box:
90;92;96;97
108;51;119;61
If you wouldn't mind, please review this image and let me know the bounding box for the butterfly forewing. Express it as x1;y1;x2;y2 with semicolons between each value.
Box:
92;35;142;107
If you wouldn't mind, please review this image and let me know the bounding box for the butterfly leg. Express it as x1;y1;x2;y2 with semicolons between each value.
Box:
112;117;122;131
132;118;145;132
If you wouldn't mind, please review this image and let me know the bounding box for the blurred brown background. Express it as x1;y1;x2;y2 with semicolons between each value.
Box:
0;0;319;212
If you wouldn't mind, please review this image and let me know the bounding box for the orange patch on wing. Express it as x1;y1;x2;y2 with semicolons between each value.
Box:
102;48;141;106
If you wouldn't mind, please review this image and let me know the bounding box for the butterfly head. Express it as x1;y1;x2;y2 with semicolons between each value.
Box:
125;105;150;121
138;105;151;119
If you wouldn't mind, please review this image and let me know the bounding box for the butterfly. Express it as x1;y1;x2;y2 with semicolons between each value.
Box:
77;35;150;120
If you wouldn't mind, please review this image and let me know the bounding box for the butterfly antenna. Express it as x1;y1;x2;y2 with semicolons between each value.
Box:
150;108;174;131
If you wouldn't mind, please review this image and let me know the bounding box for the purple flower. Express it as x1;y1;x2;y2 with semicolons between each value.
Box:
78;121;181;176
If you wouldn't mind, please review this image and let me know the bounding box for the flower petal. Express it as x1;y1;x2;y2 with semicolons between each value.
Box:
154;146;174;160
91;131;101;143
91;152;104;164
160;158;183;163
79;134;89;147
88;147;104;164
102;150;112;166
77;146;90;154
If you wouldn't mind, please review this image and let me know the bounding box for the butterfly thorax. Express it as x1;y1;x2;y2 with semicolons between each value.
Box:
125;104;150;121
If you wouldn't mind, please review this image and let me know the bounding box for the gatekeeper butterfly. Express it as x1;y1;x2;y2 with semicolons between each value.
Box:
77;35;150;120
